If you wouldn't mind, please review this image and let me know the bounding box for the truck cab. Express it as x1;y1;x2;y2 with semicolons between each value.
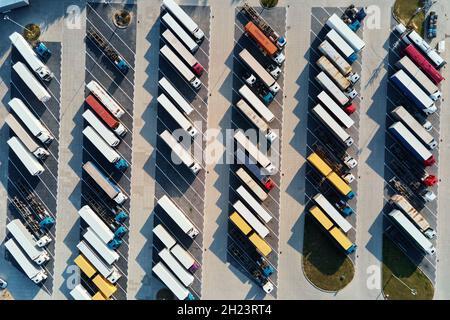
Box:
34;42;51;60
272;51;285;65
115;58;129;73
115;158;129;171
267;65;281;79
334;199;354;217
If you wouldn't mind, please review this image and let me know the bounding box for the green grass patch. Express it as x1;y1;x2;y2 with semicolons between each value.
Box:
393;0;425;36
302;214;354;291
382;236;434;300
260;0;278;9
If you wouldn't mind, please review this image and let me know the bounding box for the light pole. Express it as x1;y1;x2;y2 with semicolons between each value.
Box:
390;273;417;296
3;15;32;33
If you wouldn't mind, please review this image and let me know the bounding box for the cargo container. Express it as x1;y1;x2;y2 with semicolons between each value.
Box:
390;70;437;115
395;56;441;100
238;85;274;123
69;284;92;300
391;106;437;149
159;130;201;174
244;22;285;65
326;29;357;63
236;149;275;191
162;0;204;41
82;109;120;147
162;29;203;76
77;241;121;283
313;194;352;233
235;167;268;201
403;30;446;69
236;185;272;223
312;104;353;147
9;32;53;81
157;195;199;239
171;244;200;273
83;227;120;265
13;62;51;103
159;248;194;286
78;205;120;248
404;44;444;84
233;200;269;238
159;77;194;115
389;194;436;239
160;45;201;90
86;80;125;119
83;161;128;204
157;94;198;137
152;262;194;300
317;91;354;129
5;114;49;159
153;224;176;249
92;274;116;299
326;13;365;52
315;72;353;107
236;99;277;142
7;136;44;176
319;40;352;76
4;238;48;284
85;95;126;137
161;13;198;53
388;209;435;255
389;122;435;166
316;56;359;91
82;126;128;170
234;130;276;174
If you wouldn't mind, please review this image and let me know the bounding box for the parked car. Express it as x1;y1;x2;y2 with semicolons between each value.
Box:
427;11;437;39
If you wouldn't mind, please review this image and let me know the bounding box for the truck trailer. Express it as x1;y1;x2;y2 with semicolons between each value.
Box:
236;99;277;142
317;91;354;129
235;167;268;202
244;21;285;65
159;77;194;115
161;13;198;53
158;248;194;287
233;200;270;238
82;109;120;147
326;13;365;52
403;30;446;69
83;227;120;265
7;136;45;176
157;94;198;138
13;62;51;103
404;44;444;85
86;80;125;119
159;130;201;174
318;40;352;76
162;0;204;42
316;56;359;91
236;185;271;223
152;262;194;300
315;71;353;106
312;104;353;147
234;130;276;174
157;195;199;239
160;45;201;90
325;29;358;63
238;84;274;123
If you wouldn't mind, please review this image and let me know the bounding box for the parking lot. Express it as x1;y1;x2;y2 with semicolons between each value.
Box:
151;4;211;299
78;2;137;300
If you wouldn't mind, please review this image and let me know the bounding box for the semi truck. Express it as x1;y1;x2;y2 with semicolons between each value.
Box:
159;77;194;115
317;91;354;129
238;85;274;123
162;0;204;42
404;44;444;85
388;209;435;255
83;161;128;204
326;13;365;52
313;193;352;233
161;13;198;53
315;72;352;107
5;114;49;159
157;94;198;138
83;227;120;265
402;29;446;69
157;195;199;239
235;167;268;202
82;126;128;170
236;185;272;223
316;56;359;91
233;200;269;238
7;136;45;176
236;149;275;191
395;56;441;101
6;219;50;265
85;95;126;137
312;104;353;147
234;130;276;174
389;122;435;166
152;262;195;300
160;45;201;90
244;21;285;65
236;99;277;142
4;238;48;284
390;70;437;115
8;98;53;144
391;106;437;150
83;109;120;147
239;48;280;94
326;29;357;63
9;32;53;81
162;29;204;76
13;62;51;103
318;40;352;76
153;224;177;249
86;80;125;119
77;240;122;283
389;194;436;239
159;130;201;174
158;248;194;287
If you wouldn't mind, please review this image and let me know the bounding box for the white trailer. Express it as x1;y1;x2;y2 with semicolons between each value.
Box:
83;109;120;147
159;77;194;115
239;85;274;123
161;13;198;53
239;48;280;94
313;193;352;233
9;32;53;81
236;185;272;223
388;209;435;255
234;130;276;174
170;244;199;273
316;56;359;91
312;104;354;147
317;91;354;129
7;136;45;176
391;106;437;150
404;30;446;69
160;45;201;90
316;72;351;106
5;238;48;284
77;241;121;283
326;13;365;52
153;224;177;249
236;99;277;142
78;205;115;244
152;262;193;300
5;114;49;159
82;126;125;168
318;40;352;76
69;284;92;300
157;94;198;137
8;98;53;144
325;29;358;63
235;167;268;202
159;130;201;174
83;161;127;204
157;195;199;239
86;80;125;119
7;219;50;265
83;227;119;265
233;200;269;238
158;248;194;286
162;0;204;41
13;62;51;103
395;56;441;100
